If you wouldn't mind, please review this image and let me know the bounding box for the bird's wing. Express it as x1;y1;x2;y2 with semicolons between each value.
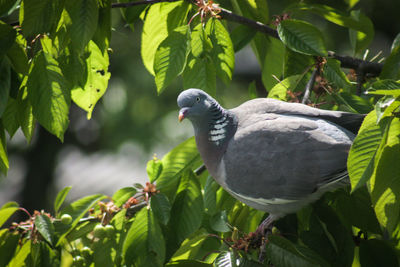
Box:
230;98;365;134
221;113;354;201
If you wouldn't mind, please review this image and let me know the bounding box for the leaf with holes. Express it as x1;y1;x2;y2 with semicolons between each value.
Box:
71;41;111;119
278;19;327;57
154;25;189;94
27;51;70;141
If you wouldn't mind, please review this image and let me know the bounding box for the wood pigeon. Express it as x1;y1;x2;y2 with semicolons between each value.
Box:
177;88;364;233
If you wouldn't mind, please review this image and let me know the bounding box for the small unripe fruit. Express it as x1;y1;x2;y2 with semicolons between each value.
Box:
81;246;92;259
104;224;115;238
61;214;72;225
73;256;84;266
93;224;106;239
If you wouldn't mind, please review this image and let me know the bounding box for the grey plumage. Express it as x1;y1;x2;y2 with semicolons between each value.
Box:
177;88;364;227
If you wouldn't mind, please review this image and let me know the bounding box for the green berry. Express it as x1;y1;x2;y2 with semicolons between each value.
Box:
61;214;72;225
73;256;84;266
104;224;115;238
93;224;106;239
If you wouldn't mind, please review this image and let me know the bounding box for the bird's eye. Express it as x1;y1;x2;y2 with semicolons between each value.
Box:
196;97;200;102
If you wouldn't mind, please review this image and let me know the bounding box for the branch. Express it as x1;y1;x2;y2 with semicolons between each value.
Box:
110;0;384;77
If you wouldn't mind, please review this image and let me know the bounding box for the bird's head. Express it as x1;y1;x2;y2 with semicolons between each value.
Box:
177;89;218;123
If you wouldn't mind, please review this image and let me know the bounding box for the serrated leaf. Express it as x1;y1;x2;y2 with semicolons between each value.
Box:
154;25;189;94
71;41;111;119
370;118;400;234
92;0;111;53
123;208;165;266
141;1;190;75
64;0;98;53
380;46;400;80
54;186;72;215
147;157;163;183
268;74;302;100
0;122;8;175
0;207;17;227
289;4;373;54
0;58;10;117
112;187;136;207
0;21;16;60
150;193;171;225
213;251;235;267
7;240;31;267
30;241;60;266
261;37;285;90
34;214;55;246
324;59;351;89
338;92;374;114
206;19;235;84
209;210;230;232
57;194;106;246
348;111;382;192
6;35;29;75
156;137;201;201
170;229;209;262
191;23;212;58
183;56;216;96
204;176;219;215
366;79;400;96
266;235;320;267
168;171;204;247
20;0;61;37
230;25;257;52
118;0;146;25
278;19;327;56
27;51;70;141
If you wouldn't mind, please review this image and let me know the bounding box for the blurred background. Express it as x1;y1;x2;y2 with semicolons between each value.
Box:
1;0;399;216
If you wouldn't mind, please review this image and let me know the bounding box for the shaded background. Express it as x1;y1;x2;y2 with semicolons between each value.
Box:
1;0;399;216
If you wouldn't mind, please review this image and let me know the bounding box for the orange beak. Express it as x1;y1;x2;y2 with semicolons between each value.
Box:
178;112;185;122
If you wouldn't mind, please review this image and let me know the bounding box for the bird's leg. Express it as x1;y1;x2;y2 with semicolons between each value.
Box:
254;215;277;263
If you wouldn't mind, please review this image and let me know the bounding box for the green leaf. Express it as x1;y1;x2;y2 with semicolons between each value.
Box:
213;251;235;267
141;1;190;76
206;19;235;84
349;10;374;54
209;210;230;233
8;240;31;267
6;35;29;75
92;237;114;266
54;186;72;215
166;260;212;266
71;41;111;119
147;156;163;183
154;25;190;94
348;111;382;192
92;0;111;53
118;0;147;25
268;74;302;100
391;33;400;51
112;187;136;207
2;96;19;138
167;171;204;249
190;23;209;58
57;194;106;246
0;58;11;117
370;118;400;234
20;0;61;37
359;239;399;267
230;25;257;52
338;92;374;114
17;85;35;143
203;176;219;215
288;4;373;54
170;229;214;262
123;208;166;266
261;37;285;90
150;193;171;225
156;137;201;201
323;59;351;89
34;214;55;246
0;230;19;267
0;207;18;227
27;50;70;141
366;79;400;96
183;56;216;96
30;241;60;266
0;21;16;60
0;122;9;175
266;235;321;267
0;0;19;17
380;46;400;80
64;0;98;53
278;19;327;57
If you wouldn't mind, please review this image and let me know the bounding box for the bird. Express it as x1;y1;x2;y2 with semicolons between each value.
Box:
177;88;365;235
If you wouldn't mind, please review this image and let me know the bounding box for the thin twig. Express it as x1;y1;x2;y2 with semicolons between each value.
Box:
111;0;178;8
302;68;319;104
194;164;206;176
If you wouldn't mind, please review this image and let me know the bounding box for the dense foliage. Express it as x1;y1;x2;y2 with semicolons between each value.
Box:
0;0;399;266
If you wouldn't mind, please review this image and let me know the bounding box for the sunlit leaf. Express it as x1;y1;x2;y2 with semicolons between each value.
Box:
0;123;9;175
262;37;285;90
34;214;55;246
7;240;31;267
323;59;351;89
112;187;136;207
366;79;400;96
0;230;19;267
0;0;19;17
123;208;165;266
150;193;171;225
17;86;35;143
0;207;18;227
154;25;190;94
54;186;72;215
183;56;217;96
278;19;327;57
71;41;111;119
268;74;302;100
147;157;163;183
